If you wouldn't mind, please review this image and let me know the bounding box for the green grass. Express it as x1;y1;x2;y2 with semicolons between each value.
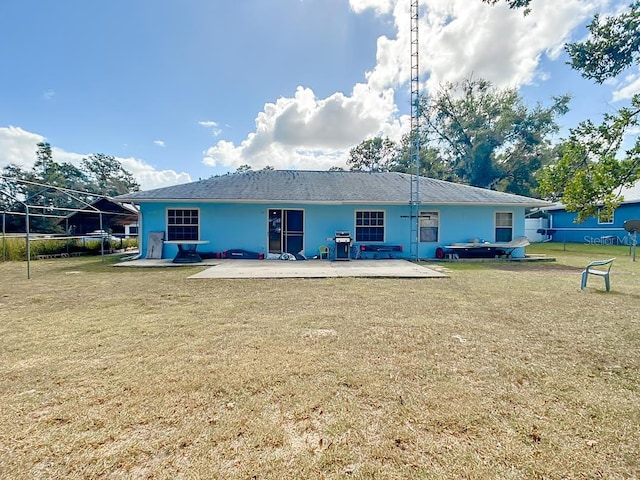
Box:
0;244;639;479
527;241;632;265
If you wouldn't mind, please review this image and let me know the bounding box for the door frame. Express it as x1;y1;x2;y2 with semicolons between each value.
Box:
268;208;305;255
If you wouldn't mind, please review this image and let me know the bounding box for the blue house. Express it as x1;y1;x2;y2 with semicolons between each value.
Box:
543;182;640;245
115;170;550;260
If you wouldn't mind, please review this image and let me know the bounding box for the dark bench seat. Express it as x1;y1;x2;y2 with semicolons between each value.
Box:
357;244;403;259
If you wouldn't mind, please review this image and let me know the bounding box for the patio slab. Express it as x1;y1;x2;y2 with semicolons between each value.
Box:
115;257;448;279
188;259;447;279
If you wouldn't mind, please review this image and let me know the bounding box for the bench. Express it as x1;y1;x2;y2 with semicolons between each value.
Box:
580;258;615;292
357;244;403;259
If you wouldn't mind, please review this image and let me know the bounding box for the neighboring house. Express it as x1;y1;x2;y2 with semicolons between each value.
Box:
63;197;139;237
543;181;640;245
123;222;139;239
114;170;550;260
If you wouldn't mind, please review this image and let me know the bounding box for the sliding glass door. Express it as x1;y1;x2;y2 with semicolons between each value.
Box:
268;209;304;255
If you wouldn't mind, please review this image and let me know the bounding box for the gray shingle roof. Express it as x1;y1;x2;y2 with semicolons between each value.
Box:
115;170;550;207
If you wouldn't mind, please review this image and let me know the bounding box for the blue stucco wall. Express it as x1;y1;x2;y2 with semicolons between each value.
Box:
137;202;529;259
548;202;640;245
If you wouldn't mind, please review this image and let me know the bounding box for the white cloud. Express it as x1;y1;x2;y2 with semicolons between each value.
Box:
349;0;395;15
364;0;607;92
154;140;166;147
0;126;45;169
203;84;403;170
612;70;640;102
0;126;191;191
117;157;192;190
202;0;608;172
198;120;222;136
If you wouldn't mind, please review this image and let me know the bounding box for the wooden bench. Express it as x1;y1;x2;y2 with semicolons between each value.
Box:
580;258;615;292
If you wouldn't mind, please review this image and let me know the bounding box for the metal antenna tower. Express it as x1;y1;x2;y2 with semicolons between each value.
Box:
409;0;420;261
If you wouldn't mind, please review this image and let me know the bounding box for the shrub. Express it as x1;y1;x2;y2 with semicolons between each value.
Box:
0;235;139;261
1;237;26;261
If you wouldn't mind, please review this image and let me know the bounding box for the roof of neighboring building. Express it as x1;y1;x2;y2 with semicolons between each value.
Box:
65;197;139;219
544;180;640;211
115;170;551;207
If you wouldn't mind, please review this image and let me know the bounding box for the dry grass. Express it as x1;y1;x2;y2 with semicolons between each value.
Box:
1;245;639;479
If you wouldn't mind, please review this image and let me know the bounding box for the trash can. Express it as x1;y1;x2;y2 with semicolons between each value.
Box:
334;231;352;261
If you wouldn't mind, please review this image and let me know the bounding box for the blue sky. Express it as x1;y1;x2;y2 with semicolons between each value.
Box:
1;0;637;190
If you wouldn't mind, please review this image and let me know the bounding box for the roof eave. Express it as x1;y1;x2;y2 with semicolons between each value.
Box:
114;197;550;208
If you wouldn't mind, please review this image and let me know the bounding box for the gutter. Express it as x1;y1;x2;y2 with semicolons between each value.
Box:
115;198;550;208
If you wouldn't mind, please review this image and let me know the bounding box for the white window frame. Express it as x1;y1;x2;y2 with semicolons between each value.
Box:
355;210;385;243
495;211;513;242
419;210;439;243
166;208;200;241
597;208;614;225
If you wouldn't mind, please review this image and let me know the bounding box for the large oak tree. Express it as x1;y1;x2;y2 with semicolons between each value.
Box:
418;78;568;196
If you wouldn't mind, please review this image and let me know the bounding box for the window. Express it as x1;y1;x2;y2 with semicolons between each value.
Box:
597;208;614;224
495;212;513;242
355;210;384;242
419;211;439;242
167;209;199;241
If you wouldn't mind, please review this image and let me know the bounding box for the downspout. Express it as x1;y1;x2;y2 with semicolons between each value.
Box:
26;205;31;280
138;207;143;259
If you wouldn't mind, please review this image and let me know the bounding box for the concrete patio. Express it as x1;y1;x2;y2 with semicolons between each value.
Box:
115;258;449;279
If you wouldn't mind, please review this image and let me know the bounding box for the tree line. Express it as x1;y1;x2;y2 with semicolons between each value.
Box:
3;1;638;226
346;78;569;199
0;142;140;232
348;1;640;222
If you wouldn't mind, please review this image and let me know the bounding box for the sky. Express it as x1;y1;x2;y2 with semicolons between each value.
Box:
1;0;638;191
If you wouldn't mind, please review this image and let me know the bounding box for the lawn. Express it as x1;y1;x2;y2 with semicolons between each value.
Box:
1;244;639;479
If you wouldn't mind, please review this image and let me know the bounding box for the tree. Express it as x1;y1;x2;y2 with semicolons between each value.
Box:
559;3;640;219
0;164;28;204
81;154;140;196
488;1;640;218
0;164;31;231
483;1;640;80
347;137;399;172
34;142;53;178
538;96;640;222
481;0;531;14
395;135;454;181
565;2;640;83
233;164;253;174
1;146;140;232
418;78;569;196
228;164;275;175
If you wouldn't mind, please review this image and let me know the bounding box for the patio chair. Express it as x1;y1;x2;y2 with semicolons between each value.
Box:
318;245;330;259
580;258;615;292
